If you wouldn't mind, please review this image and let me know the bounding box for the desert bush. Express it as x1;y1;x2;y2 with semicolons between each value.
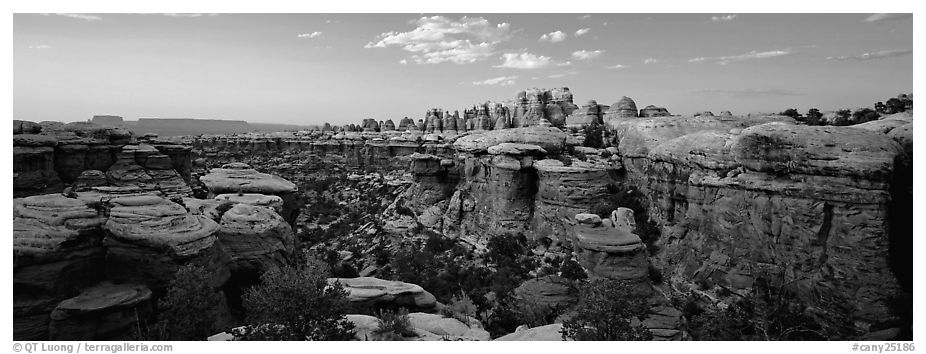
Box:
443;291;478;324
372;308;416;340
559;257;587;280
135;265;224;340
686;279;852;340
511;298;563;328
561;279;653;341
234;254;355;341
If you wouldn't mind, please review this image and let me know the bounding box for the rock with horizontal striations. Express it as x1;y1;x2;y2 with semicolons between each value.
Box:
200;163;297;195
574;213;601;226
102;195;230;290
72;170;108;191
511;276;578;313
215;204;294;281
531;159;616;243
453;126;570;154
13;194;108;340
329;277;437;310
48;282;152;340
573;212;650;289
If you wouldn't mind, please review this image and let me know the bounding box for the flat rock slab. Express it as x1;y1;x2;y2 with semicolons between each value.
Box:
329;277;436;309
49;282;152;340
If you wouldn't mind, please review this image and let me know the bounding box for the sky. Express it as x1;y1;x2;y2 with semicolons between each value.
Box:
13;13;913;125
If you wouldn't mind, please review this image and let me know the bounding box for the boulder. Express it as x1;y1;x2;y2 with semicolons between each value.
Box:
200;163;297;195
453;126;570;154
214;193;284;214
511;276;579;312
329;277;437;310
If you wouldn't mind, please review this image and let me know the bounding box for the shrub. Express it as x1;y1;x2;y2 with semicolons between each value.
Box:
511;298;563;328
372;308;416;340
559;257;588;280
561;279;653;341
234;255;355;341
686;280;851;340
137;265;224;340
444;291;478;324
582;122;605;149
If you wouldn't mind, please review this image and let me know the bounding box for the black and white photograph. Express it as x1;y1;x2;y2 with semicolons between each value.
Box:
7;2;919;352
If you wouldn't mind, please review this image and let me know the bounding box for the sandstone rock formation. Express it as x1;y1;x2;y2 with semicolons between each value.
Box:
13;195;108;340
48;282;152;340
102;195;229;290
494;323;565;341
329;277;437;310
216;204;295;280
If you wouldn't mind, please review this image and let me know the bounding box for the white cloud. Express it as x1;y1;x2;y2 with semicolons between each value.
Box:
864;13;912;23
27;44;51;49
574;28;591;37
365;16;513;65
548;74;565;79
711;14;737;22
556;61;573;67
494;52;554;69
539;31;567;43
326;19;340;24
43;13;102;21
298;32;323;39
578;15;591;20
572;49;605;61
643;58;661;64
606;64;629;69
399;59;408;65
826;49;912;61
473;76;518;86
688;49;793;65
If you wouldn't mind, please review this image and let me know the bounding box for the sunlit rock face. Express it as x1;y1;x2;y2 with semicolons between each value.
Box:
610;114;907;331
532;159;617;243
200;162;302;229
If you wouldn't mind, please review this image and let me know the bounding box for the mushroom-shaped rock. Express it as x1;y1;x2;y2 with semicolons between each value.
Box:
329;277;437;310
573;213;649;285
216;204;295;279
48;282;153;340
102;195;229;289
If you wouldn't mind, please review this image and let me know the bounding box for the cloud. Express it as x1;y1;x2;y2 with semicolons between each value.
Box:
549;70;579;79
578;14;591;20
571;49;605;61
826;49;912;61
539;31;567;43
42;13;102;21
643;58;661;64
365;15;513;65
27;44;51;49
556;61;573;67
864;13;912;23
711;14;737;22
473;76;518;86
326;19;340;24
494;52;554;69
399;59;408;65
297;32;323;39
549;74;565;79
574;28;591;37
688;49;793;65
692;88;803;98
606;64;629;69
